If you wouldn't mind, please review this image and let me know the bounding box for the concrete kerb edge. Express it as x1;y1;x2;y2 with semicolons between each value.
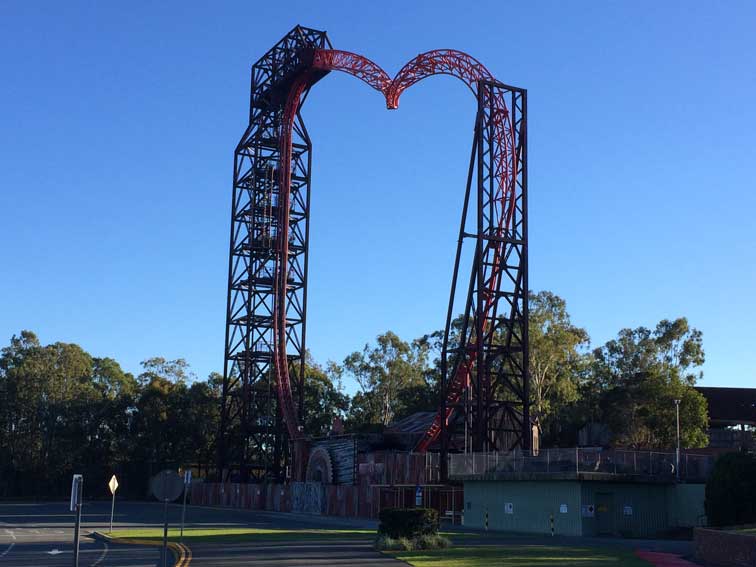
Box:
91;531;190;566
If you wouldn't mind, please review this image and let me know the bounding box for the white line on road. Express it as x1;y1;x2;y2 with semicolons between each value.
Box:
2;530;15;540
92;542;109;566
0;543;14;558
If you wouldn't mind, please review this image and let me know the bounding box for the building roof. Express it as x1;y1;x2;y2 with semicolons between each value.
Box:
696;386;756;425
386;411;436;434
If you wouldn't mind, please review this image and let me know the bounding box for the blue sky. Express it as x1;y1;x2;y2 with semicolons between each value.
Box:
1;1;754;392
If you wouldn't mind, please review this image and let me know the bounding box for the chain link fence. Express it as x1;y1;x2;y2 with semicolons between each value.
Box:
449;448;714;482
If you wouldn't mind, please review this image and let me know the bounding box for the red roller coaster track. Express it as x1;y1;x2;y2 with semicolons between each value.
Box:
273;49;518;452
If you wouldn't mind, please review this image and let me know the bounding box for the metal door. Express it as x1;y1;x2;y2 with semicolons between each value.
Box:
596;492;615;535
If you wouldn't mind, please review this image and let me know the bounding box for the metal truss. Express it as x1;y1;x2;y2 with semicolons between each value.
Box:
217;26;331;482
219;26;530;482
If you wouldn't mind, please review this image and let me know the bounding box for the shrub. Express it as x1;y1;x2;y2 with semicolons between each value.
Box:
375;533;450;552
378;508;439;539
705;451;756;527
374;535;413;551
414;533;451;550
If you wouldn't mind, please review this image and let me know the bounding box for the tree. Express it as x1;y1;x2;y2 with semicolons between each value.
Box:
129;358;189;467
0;331;141;496
528;291;590;444
303;359;349;437
138;357;193;384
589;318;709;449
342;332;429;427
705;451;756;526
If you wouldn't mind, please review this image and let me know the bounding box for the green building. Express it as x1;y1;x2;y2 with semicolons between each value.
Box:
452;450;710;537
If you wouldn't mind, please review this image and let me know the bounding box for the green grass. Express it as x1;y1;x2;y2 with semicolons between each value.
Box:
108;527;374;544
733;527;756;535
390;545;649;567
109;528;651;566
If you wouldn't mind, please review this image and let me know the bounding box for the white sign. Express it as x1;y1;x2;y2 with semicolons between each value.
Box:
623;505;633;516
415;486;423;507
70;474;83;512
108;475;119;495
184;470;192;485
504;502;514;515
559;504;568;514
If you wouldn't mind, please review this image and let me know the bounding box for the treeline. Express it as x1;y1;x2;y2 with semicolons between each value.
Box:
339;291;709;449
0;291;709;498
0;332;219;498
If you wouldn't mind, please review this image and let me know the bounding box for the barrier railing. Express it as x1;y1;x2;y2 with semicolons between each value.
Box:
448;448;714;482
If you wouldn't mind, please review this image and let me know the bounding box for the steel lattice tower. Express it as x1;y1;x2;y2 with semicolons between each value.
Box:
217;27;331;481
218;26;530;482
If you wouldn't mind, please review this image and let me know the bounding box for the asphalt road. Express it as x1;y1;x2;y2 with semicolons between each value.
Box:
0;501;398;566
0;500;694;566
0;501;161;566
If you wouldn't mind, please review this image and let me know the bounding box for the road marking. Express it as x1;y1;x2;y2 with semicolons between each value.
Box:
175;542;192;566
0;543;14;558
3;530;15;540
92;542;109;566
47;548;67;555
97;533;186;565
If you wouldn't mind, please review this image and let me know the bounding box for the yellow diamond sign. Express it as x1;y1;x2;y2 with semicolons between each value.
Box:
108;475;119;495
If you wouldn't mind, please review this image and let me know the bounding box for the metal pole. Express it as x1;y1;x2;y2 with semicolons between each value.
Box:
674;399;681;481
73;502;82;567
110;490;115;533
180;483;188;543
162;497;169;567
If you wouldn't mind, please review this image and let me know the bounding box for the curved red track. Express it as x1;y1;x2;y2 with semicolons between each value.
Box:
275;49;517;451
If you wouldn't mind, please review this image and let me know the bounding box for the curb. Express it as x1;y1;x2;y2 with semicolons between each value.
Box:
91;531;191;566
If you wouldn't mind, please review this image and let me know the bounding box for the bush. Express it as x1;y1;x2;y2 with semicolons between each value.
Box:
378;508;439;539
375;533;450;552
414;533;451;550
705;451;756;527
374;535;413;551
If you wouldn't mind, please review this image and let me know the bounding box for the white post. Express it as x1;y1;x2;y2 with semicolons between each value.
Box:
110;489;115;533
674;399;681;481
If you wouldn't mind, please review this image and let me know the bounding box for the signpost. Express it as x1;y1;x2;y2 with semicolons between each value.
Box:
108;475;119;533
180;470;191;542
150;470;184;567
70;474;83;567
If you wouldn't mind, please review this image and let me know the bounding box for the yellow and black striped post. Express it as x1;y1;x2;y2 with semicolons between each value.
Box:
550;513;554;537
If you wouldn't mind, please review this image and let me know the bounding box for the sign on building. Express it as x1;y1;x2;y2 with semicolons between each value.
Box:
504;502;514;514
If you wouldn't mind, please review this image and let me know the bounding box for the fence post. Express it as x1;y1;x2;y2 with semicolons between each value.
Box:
575;447;579;474
547;449;550;473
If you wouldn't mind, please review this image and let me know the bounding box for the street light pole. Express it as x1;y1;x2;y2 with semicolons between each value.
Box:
674;399;681;481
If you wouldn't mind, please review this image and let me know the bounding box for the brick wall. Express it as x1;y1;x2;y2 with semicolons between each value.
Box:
694;527;756;566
